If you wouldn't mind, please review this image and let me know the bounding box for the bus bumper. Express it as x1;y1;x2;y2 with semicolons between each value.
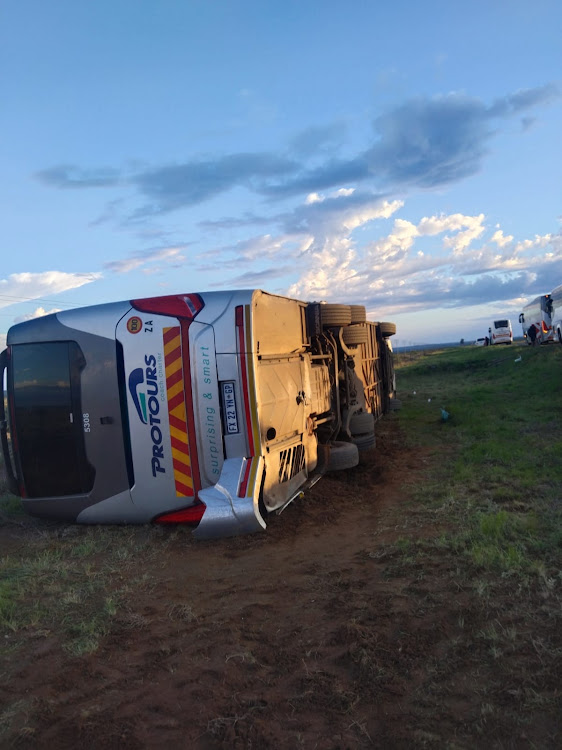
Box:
193;456;266;539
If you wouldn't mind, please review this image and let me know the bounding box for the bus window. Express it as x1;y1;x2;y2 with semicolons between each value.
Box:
11;342;95;498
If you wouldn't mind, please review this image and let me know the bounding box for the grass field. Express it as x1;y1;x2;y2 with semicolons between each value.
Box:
0;341;561;747
391;342;562;740
395;342;562;578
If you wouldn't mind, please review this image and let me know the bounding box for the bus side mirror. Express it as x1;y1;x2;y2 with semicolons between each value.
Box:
518;313;524;323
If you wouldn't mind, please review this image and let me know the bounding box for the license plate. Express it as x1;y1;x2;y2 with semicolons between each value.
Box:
221;381;239;434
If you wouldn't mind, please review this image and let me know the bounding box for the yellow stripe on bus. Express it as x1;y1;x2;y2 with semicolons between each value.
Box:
174;470;193;487
172;446;191;465
164;336;182;356
163;326;194;498
244;305;261;454
165;357;183;376
167;380;184;400
170;424;189;443
247;457;260;497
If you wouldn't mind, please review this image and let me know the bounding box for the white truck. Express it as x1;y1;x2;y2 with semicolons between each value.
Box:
1;290;397;538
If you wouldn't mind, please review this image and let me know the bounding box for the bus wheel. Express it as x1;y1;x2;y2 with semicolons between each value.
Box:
350;413;376;451
379;321;397;337
352;432;376;451
349;412;375;435
342;325;369;345
320;304;352;327
327;441;359;471
349;305;367;323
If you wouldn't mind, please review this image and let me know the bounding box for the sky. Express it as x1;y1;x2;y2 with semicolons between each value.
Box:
1;0;561;348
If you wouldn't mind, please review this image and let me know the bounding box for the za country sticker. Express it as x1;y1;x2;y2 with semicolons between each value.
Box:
127;316;143;334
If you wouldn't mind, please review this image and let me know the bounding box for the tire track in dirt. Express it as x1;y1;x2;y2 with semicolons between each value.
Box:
4;418;536;748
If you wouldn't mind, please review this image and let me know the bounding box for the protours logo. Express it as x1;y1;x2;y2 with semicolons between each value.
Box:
128;368;148;424
128;355;166;477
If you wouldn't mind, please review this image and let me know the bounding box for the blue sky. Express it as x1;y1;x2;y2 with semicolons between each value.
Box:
1;0;561;346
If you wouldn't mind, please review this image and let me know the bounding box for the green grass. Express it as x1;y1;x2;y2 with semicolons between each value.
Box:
0;524;161;655
394;343;562;579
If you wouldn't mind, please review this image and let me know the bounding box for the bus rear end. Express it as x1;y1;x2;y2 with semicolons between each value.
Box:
119;290;267;537
491;319;513;345
1;302;135;521
0;292;267;537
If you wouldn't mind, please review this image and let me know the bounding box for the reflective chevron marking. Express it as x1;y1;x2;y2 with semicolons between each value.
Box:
163;326;193;497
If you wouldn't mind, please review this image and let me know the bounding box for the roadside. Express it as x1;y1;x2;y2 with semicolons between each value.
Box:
1;343;561;749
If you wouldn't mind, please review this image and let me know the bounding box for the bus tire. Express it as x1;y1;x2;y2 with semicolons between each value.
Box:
342;325;369;345
320;304;352;327
352;433;376;451
349;305;367;323
349;412;375;435
379;322;396;337
327;441;359;471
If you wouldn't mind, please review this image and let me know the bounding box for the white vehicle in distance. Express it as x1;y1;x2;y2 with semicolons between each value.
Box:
550;283;562;344
488;319;513;345
518;294;555;344
0;290;397;539
474;337;488;347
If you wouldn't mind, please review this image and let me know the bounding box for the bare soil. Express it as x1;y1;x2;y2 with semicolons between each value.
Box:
1;417;560;749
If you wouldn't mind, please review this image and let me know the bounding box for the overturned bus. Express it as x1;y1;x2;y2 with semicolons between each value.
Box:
1;290;397;538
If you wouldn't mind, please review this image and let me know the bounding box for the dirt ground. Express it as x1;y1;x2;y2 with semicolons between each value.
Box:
1;417;560;749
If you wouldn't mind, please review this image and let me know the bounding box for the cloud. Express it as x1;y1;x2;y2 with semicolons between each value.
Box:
0;271;102;310
361;86;557;192
283;190;402;236
259;85;559;198
14;307;61;323
131;153;298;214
198;212;274;230
194;190;401;296
487;84;559;117
208;266;295;288
36;165;120;188
288;123;346;157
36;85;559;222
491;229;514;248
285;198;562;315
103;245;187;274
363;94;490;188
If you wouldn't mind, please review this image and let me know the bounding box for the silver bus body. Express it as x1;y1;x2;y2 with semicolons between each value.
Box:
550;284;562;344
518;294;555;344
1;290;396;538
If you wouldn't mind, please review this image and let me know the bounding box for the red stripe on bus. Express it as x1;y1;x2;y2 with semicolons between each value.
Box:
180;323;202;494
165;345;182;367
166;367;183;389
173;457;191;476
171;434;188;452
167;391;185;412
169;415;187;433
175;480;193;496
238;459;252;497
237;318;255;456
163;327;179;345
